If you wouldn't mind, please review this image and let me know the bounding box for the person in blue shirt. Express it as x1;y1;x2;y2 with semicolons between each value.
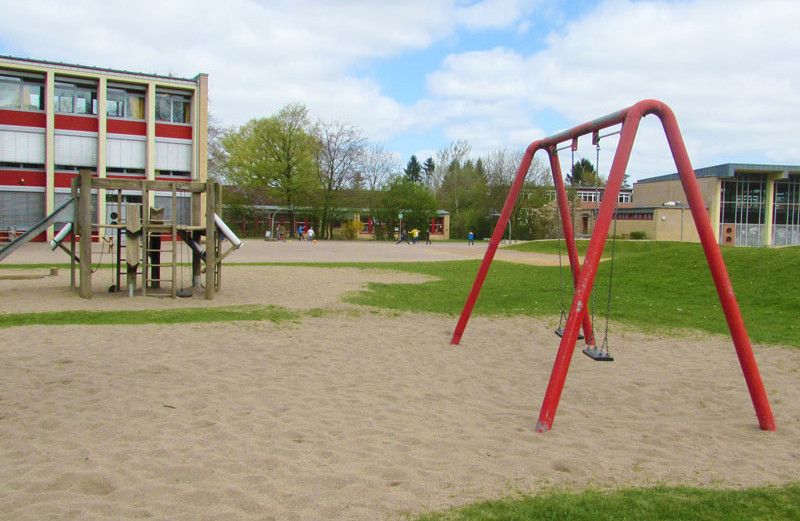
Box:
467;230;475;245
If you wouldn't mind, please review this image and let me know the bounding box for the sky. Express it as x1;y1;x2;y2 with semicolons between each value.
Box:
1;0;799;183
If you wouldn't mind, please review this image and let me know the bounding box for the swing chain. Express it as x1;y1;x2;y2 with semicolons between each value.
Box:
601;216;618;353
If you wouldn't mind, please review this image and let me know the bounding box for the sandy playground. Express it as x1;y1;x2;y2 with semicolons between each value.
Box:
1;239;799;520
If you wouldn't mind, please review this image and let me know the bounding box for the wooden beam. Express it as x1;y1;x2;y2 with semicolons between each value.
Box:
78;171;92;299
89;178;208;193
205;181;216;299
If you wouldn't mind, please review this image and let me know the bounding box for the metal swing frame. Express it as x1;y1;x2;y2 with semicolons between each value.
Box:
450;99;776;433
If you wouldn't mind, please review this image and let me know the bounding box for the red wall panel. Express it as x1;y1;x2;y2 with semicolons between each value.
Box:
0;109;46;128
107;119;147;136
0;169;46;187
155;123;192;140
55;114;98;132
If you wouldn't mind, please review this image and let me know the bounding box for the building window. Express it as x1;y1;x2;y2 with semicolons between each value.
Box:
719;173;767;247
107;86;145;120
156;92;191;123
618;192;631;203
54;80;97;115
614;211;653;220
577;190;600;203
0;74;44;111
772;174;800;247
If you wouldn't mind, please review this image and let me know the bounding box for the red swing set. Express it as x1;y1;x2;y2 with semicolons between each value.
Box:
450;99;776;433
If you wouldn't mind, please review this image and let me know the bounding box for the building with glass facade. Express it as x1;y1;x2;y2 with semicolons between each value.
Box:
632;163;800;246
0;55;208;241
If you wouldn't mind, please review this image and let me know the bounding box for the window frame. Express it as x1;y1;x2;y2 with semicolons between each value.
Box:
0;74;44;111
155;91;192;124
106;86;146;120
54;79;98;116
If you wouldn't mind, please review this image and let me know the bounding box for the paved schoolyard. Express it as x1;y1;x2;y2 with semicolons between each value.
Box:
5;238;563;266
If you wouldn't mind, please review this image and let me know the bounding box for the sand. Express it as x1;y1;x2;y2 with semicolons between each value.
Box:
1;240;799;520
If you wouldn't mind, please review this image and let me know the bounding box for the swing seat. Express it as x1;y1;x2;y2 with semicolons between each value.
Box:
554;327;584;340
582;346;614;362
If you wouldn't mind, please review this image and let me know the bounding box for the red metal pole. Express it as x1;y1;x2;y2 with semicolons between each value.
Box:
548;147;597;346
451;109;629;345
451;142;539;345
451;98;774;432
652;101;776;431
535;105;644;432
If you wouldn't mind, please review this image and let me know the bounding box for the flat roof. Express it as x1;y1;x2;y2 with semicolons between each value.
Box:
637;163;800;184
0;55;200;85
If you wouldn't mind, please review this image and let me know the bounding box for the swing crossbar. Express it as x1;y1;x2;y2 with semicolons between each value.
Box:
450;99;775;433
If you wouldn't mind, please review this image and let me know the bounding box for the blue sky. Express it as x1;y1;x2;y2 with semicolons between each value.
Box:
1;0;799;182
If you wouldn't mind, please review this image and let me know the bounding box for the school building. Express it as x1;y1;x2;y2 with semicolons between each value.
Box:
0;55;208;241
576;163;800;247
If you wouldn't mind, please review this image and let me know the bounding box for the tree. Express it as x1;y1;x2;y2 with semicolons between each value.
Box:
422;157;435;184
359;144;397;191
432;139;471;190
223;103;317;235
567;158;603;186
379;176;437;240
404;155;422;183
313;120;366;239
207;114;230;182
358;144;399;239
438;158;491;239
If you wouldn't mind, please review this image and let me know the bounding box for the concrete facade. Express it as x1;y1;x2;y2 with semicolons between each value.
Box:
0;55;208;241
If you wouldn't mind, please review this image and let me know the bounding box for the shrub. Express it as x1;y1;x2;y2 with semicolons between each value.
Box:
340;220;360;240
630;230;648;240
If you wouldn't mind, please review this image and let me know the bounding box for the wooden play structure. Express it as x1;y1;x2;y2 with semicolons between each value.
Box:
50;170;241;299
451;99;776;433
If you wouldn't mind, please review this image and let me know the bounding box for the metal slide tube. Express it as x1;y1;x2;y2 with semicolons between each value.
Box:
50;222;73;250
214;213;243;249
548;149;596;346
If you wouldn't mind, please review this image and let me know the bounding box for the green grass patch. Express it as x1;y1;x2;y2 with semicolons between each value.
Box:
415;484;800;521
0;304;299;329
339;241;800;347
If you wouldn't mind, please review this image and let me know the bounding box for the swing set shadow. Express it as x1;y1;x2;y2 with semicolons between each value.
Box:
450;99;776;434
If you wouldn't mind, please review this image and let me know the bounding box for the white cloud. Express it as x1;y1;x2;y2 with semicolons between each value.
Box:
0;0;475;134
422;0;800;179
455;0;540;30
3;0;799;181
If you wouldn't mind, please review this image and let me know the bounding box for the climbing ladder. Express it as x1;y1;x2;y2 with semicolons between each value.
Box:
141;184;178;298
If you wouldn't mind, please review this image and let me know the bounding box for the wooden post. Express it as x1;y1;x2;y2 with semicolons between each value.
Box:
70;178;78;291
78;171;92;299
205;181;216;299
191;186;203;288
141;180;149;296
215;182;222;292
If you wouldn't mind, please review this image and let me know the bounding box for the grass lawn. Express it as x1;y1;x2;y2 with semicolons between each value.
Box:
414;484;800;521
0;304;299;329
346;241;800;348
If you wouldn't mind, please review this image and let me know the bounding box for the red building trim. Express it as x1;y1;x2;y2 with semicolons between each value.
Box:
156;123;192;139
55;114;98;132
108;119;146;136
0;109;46;128
54;172;77;188
0;169;46;187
